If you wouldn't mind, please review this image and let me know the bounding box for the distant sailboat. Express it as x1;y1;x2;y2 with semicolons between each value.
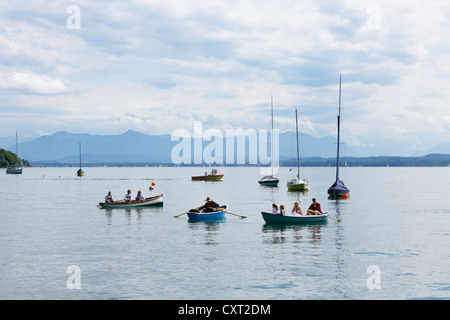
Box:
77;141;84;177
6;131;23;174
259;95;279;186
328;75;350;199
287;109;308;191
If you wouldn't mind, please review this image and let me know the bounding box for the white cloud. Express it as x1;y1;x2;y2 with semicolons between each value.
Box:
0;69;67;95
0;0;449;154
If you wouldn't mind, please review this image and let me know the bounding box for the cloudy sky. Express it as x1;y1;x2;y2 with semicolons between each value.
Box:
1;0;450;154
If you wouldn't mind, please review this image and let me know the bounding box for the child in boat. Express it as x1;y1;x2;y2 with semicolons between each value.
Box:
272;204;279;214
279;205;285;216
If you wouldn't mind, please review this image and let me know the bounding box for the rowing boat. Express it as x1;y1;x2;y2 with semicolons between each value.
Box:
99;194;163;208
261;211;328;224
191;174;224;181
187;205;227;221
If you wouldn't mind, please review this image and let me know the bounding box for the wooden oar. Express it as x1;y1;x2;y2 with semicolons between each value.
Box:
327;215;342;222
224;211;247;218
174;211;189;218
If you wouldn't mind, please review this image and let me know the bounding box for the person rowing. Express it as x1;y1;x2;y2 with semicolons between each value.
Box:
124;190;132;203
307;198;322;216
199;197;220;212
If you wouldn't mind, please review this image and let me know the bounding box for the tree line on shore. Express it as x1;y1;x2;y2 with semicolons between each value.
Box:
0;149;30;167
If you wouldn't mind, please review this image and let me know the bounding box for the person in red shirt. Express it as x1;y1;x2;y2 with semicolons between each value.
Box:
307;198;322;216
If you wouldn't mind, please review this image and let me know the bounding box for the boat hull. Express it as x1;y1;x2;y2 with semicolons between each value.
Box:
6;167;22;174
187;206;227;221
327;179;350;199
261;212;328;224
99;194;163;208
287;179;309;191
191;174;224;181
258;176;279;186
187;211;225;221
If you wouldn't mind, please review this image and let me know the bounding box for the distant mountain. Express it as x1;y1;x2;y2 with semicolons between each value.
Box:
12;130;175;162
4;130;449;164
5;130;349;163
413;143;450;157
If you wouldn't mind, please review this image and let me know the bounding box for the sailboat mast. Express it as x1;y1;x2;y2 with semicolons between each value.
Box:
336;74;342;182
271;96;274;176
79;141;82;169
295;109;300;179
16;131;19;166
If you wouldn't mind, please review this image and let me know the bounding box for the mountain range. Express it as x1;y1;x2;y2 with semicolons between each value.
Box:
1;130;449;164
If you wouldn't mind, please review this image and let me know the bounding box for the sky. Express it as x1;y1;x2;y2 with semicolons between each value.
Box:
1;0;450;154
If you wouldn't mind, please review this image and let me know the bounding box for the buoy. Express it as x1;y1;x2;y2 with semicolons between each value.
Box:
151;182;156;186
343;194;349;199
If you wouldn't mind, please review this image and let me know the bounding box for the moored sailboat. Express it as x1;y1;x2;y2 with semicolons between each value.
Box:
287;109;308;191
328;74;350;199
6;131;23;174
77;141;84;177
259;95;279;186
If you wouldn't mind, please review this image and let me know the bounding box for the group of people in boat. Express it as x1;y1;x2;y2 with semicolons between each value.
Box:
272;198;323;216
204;169;219;176
104;184;155;204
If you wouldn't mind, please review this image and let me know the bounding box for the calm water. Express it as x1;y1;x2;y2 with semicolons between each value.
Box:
1;166;449;300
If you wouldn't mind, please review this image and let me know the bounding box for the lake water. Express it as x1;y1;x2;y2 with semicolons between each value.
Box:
1;166;449;300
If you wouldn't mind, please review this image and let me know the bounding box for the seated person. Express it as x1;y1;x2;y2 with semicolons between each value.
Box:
135;190;145;201
307;198;322;215
105;191;114;203
291;202;304;216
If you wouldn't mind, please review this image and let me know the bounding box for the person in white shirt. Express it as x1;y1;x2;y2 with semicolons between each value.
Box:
124;190;132;203
105;191;114;203
272;203;279;214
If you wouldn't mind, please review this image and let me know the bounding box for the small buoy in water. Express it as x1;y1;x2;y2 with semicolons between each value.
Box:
42;175;45;177
151;182;156;186
343;194;349;199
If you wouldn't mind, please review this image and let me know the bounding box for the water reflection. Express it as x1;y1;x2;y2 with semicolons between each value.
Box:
262;223;326;245
327;199;349;298
187;220;224;247
102;207;164;225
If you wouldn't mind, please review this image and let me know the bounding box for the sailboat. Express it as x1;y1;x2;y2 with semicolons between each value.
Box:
6;131;23;174
287;109;308;191
328;74;350;199
259;95;279;186
76;141;84;177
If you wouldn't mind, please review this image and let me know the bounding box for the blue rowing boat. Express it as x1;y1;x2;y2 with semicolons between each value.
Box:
261;212;328;224
187;206;227;221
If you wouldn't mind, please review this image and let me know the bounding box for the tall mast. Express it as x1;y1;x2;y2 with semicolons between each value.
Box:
295;109;300;179
79;141;82;169
271;95;274;176
336;74;342;182
16;131;19;166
